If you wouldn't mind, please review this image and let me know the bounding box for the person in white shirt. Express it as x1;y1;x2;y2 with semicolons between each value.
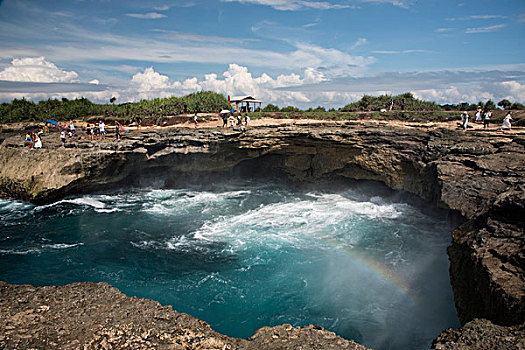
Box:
461;111;469;130
99;121;105;139
483;110;491;129
501;112;513;130
475;108;482;123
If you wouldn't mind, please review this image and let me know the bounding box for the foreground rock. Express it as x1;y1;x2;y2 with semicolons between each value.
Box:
0;281;368;350
1;121;524;345
431;319;525;349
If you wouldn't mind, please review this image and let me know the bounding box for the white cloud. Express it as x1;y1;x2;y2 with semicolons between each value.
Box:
2;59;524;109
0;57;78;82
221;0;350;11
152;5;170;11
498;81;525;102
121;64;326;106
372;49;431;54
359;0;408;7
152;29;255;43
290;43;375;77
411;87;487;104
350;38;367;50
131;67;171;91
447;14;507;21
126;12;167;19
411;82;525;104
222;0;409;10
465;24;506;34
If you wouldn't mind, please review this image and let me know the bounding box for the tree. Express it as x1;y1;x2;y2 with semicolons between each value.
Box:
110;97;117;104
511;102;525;110
477;101;485;110
484;100;496;111
280;106;301;112
262;104;280;112
458;102;470;111
497;99;512;110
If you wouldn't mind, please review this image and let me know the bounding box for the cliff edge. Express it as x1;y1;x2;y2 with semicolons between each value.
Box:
1;121;524;347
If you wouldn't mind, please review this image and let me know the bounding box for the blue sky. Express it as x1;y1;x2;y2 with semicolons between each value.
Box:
0;0;523;108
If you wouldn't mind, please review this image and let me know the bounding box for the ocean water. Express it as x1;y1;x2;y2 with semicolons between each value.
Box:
0;181;459;349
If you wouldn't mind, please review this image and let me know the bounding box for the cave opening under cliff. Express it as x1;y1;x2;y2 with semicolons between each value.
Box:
0;160;461;349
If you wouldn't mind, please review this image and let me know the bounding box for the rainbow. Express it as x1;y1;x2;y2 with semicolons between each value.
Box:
308;231;417;303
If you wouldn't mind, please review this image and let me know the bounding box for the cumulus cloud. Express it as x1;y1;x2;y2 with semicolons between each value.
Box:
411;81;525;104
497;81;525;102
2;58;524;109
121;64;326;106
131;67;171;91
0;57;78;83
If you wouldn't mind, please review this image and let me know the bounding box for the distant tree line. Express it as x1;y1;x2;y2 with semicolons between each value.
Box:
263;94;525;113
440;99;525;111
0;91;229;124
1;91;523;124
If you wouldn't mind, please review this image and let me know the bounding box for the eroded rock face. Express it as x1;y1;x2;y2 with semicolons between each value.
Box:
1;122;524;344
448;187;525;326
0;281;369;350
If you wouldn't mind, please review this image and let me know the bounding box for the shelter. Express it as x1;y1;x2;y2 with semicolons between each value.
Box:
229;96;262;113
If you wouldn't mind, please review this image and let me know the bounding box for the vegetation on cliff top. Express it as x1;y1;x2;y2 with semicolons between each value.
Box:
0;91;229;124
1;91;523;124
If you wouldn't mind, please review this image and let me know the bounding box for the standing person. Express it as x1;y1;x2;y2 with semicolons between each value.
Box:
193;114;199;128
69;120;76;136
115;121;121;140
501;111;513;131
475;108;482;123
461;111;469;130
237;114;242;125
222;113;228;127
99;120;105;139
33;134;42;149
229;114;235;127
86;123;93;141
483;110;492;129
60;129;66;147
244;114;250;126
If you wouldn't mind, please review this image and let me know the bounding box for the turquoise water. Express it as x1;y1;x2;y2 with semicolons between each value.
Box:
0;182;459;349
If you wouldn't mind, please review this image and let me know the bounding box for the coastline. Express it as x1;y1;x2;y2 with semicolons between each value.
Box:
1;120;523;348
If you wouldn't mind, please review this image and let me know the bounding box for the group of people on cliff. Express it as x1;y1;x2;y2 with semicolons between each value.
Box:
27;119;124;149
221;113;250;128
460;108;513;131
25;130;43;149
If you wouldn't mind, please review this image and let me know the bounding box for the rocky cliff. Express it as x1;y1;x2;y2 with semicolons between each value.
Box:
1;121;524;346
0;281;369;350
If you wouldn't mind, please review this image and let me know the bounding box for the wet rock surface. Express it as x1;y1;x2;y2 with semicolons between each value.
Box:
1;122;524;347
0;281;369;350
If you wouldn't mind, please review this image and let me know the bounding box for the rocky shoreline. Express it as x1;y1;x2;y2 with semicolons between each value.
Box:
1;121;524;348
0;281;369;349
